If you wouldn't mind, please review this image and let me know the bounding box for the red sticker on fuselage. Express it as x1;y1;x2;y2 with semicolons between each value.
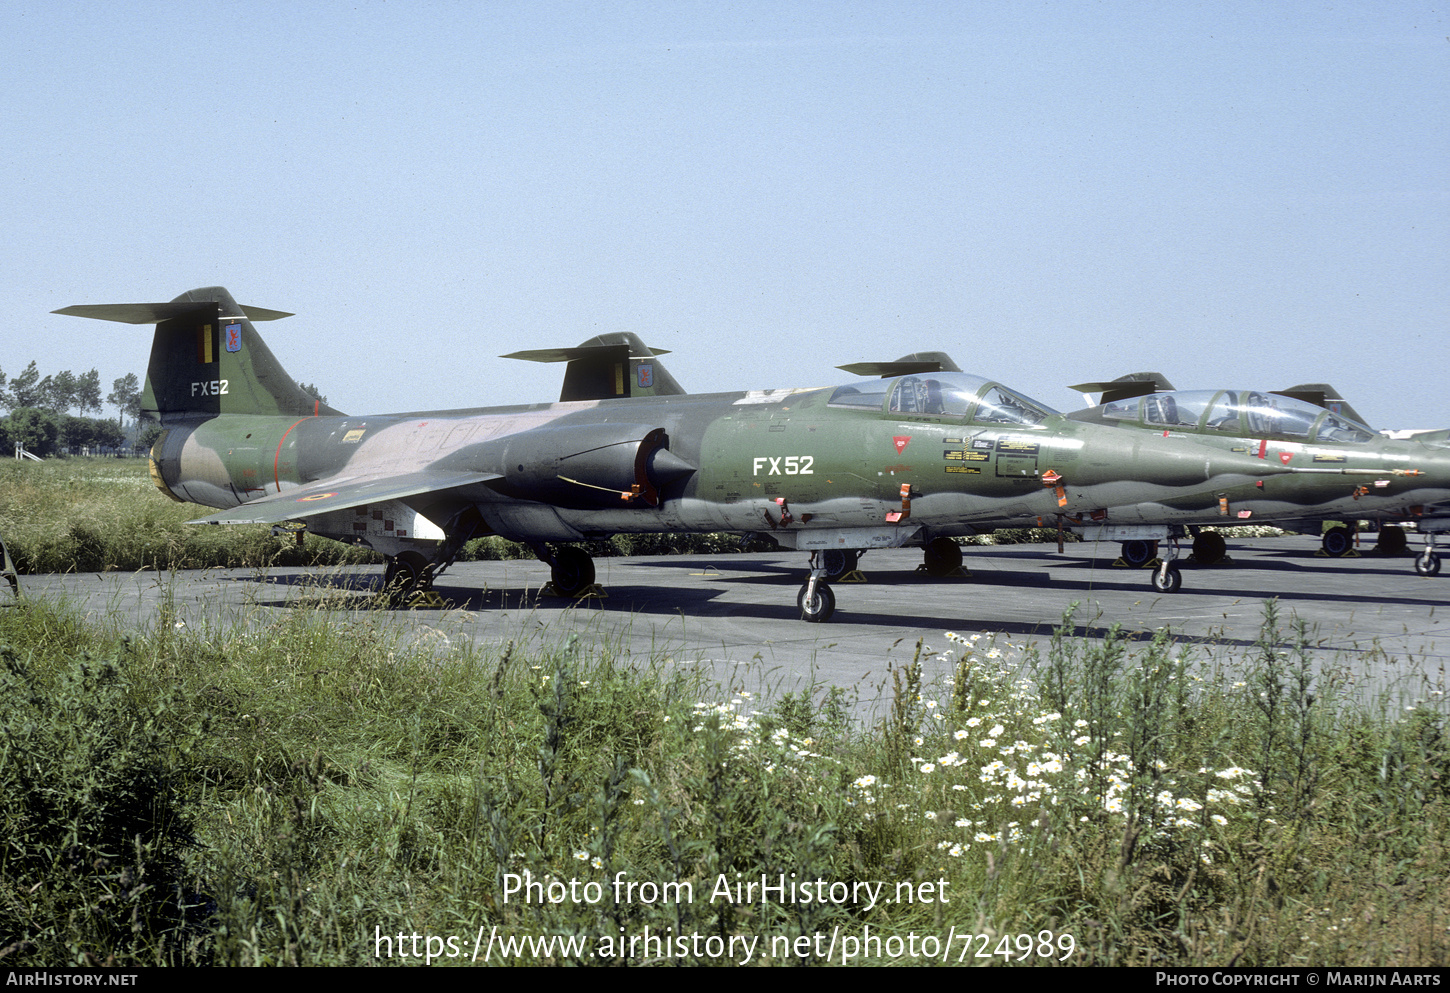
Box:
893;436;911;454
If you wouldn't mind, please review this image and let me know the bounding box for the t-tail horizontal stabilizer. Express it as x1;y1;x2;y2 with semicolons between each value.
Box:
835;351;964;378
54;286;344;420
503;332;685;402
1069;373;1178;408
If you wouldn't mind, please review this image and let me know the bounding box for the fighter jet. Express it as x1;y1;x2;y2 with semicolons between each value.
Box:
1068;376;1450;576
55;287;1363;618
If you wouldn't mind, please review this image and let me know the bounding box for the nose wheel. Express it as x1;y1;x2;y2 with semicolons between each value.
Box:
1414;532;1443;577
798;551;837;622
1151;563;1183;593
1149;537;1183;593
797;580;836;622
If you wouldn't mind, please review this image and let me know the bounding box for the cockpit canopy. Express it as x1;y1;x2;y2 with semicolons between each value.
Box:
827;372;1057;427
1082;389;1376;444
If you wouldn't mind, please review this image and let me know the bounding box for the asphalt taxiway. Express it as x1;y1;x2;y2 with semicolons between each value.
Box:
15;536;1450;717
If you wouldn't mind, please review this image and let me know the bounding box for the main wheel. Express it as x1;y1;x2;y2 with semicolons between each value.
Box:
384;551;431;605
797;581;835;622
1322;526;1353;557
1414;552;1441;577
1377;526;1408;555
1121;540;1156;567
922;537;963;577
1151;564;1182;593
1192;531;1227;565
550;546;596;596
819;548;859;582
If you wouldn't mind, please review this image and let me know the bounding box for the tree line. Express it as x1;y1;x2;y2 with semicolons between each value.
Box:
1;362;144;457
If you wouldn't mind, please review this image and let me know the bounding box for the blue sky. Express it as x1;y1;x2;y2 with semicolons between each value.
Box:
4;1;1446;427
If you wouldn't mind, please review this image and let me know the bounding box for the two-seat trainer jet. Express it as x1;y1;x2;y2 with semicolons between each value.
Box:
56;287;1366;620
1068;375;1450;576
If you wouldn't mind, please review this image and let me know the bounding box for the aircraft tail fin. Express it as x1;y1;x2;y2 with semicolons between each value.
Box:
54;286;344;420
1273;383;1372;431
503;332;685;402
836;351;964;378
1068;372;1177;407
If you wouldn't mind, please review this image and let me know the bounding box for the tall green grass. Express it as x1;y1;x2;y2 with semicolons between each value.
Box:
1;583;1445;966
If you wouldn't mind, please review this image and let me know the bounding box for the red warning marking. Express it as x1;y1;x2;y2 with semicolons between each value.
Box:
1258;439;1268;459
1279;451;1292;465
893;435;911;455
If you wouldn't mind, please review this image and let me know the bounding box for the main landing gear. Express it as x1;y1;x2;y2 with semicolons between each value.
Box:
528;543;599;598
382;551;434;605
549;545;597;596
1119;539;1157;568
1321;526;1355;557
921;536;964;577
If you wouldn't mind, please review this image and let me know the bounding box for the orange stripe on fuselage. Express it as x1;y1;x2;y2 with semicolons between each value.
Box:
274;417;309;493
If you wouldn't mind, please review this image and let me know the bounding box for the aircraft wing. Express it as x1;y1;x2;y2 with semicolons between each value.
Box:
187;470;501;525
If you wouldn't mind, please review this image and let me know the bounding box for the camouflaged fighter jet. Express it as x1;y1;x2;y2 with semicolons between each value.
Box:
1068;376;1450;576
55;287;1370;618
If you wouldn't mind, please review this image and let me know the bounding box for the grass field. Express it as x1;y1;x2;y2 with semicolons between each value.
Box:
1;459;1444;967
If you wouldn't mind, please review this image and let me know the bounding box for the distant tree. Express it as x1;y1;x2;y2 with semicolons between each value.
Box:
108;373;142;433
8;362;43;409
297;382;328;406
93;417;126;449
76;369;103;415
7;408;60;457
47;370;80;414
138;422;163;452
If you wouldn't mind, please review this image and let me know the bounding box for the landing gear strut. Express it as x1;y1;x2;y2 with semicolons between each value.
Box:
1150;537;1182;593
1415;531;1442;577
798;551;836;622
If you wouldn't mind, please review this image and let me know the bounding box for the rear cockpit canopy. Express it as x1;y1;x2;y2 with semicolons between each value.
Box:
1082;389;1376;443
827;372;1056;427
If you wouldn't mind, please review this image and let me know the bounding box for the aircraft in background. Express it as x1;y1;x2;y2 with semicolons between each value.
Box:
52;286;1359;618
1068;374;1450;576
